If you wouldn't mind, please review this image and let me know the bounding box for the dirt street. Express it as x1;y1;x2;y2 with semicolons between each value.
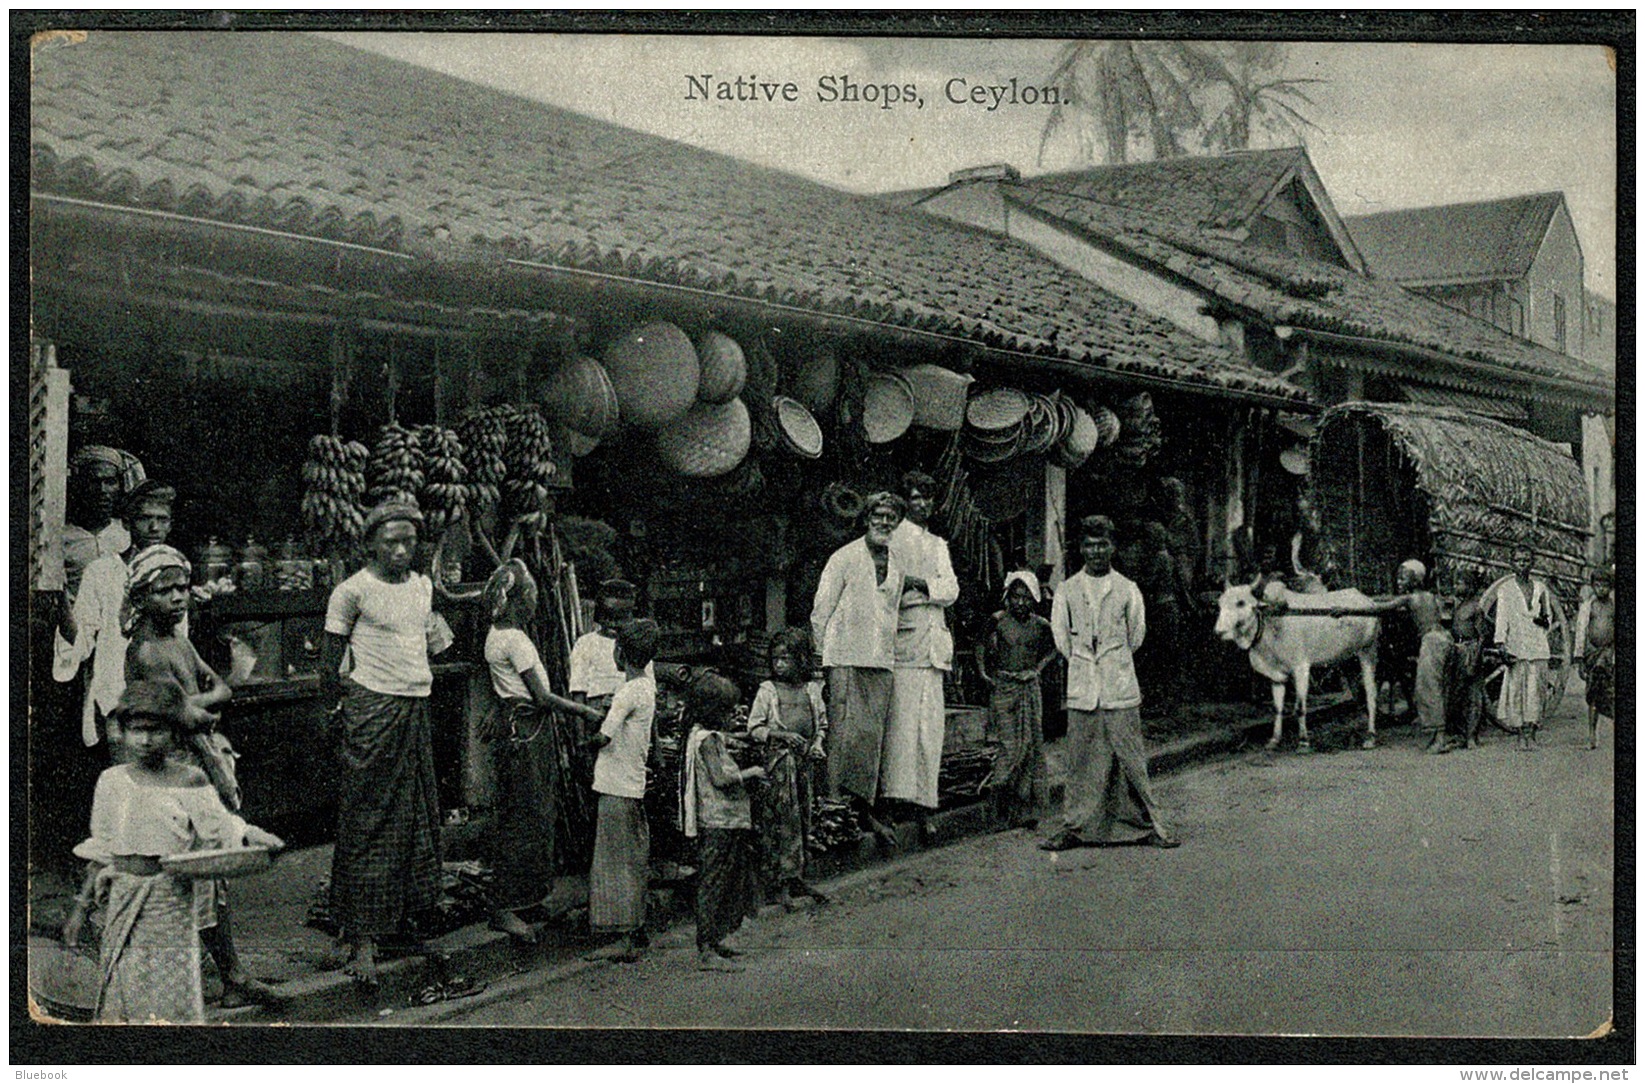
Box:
434;703;1614;1038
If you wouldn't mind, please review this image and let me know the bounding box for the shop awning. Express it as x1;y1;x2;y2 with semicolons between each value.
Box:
1397;382;1527;421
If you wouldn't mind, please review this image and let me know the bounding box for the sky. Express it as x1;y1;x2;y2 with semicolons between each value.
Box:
322;32;1617;299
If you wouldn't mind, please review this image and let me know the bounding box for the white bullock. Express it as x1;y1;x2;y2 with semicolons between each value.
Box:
1214;578;1382;751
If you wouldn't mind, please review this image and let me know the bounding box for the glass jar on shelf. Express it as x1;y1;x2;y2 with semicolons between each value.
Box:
274;537;313;591
236;537;269;591
196;537;234;585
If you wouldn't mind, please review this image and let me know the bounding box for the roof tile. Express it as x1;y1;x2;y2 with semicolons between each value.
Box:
1345;193;1563;284
31;31;1305;402
1007;188;1610;397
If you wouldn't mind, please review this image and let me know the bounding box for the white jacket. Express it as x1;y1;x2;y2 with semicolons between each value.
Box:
1051;568;1146;711
889;520;958;671
811;538;904;670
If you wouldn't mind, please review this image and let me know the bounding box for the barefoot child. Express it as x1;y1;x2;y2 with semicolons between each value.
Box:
479;560;603;942
979;571;1057;829
1576;566;1615;750
683;671;766;971
61;679;284;1023
583;619;660;962
124;545;237;802
121;543;283;1009
746;629;830;911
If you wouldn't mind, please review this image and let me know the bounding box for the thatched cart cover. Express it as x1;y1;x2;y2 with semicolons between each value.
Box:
1310;402;1588;598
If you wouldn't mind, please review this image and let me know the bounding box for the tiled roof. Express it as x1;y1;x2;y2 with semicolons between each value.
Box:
1025;148;1309;231
1006;187;1613;400
28;31;1307;404
1345;193;1565;285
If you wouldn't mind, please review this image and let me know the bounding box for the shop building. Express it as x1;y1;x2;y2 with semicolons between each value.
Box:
29;33;1308;848
897;148;1615;593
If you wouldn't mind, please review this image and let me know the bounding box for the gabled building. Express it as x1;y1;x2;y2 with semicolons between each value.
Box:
1347;192;1583;356
898;148;1615;585
1347;192;1615;564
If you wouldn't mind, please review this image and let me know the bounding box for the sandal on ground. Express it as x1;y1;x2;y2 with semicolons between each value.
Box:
489;910;539;944
698;950;746;972
440;975;487;1001
221;977;290;1009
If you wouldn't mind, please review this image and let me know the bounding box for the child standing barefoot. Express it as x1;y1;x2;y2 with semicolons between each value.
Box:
683;672;766;972
480;560;604;942
747;630;830;911
123;543;283;1010
583;619;659;963
979;572;1057;830
61;679;284;1023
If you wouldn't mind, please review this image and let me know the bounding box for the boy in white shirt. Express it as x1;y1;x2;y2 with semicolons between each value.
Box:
583;618;660;962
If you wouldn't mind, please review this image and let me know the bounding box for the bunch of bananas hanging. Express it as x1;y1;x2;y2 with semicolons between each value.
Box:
500;404;557;533
455;407;508;515
300;434;369;549
366;423;426;507
414;424;469;535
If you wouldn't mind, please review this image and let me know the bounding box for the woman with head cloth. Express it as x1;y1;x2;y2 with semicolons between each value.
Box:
318;499;450;987
811;490;906;849
478;558;603;941
884;471;959;824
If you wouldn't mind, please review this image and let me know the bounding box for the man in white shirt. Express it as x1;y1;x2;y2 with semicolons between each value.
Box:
811;491;905;849
55;480;178;752
1044;515;1178;851
1493;541;1555;749
884;471;959;818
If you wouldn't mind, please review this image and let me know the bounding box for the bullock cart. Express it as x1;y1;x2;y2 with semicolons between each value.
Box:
1308;403;1584;722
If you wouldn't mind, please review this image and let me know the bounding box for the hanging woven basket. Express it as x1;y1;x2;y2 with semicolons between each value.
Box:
656;397;751;477
694;330;748;405
603;322;700;430
862;372;915;443
773;395;823;458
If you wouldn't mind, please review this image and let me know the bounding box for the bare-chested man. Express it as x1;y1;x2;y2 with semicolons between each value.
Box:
1335;559;1453;752
1448;569;1493;749
1577;567;1615;750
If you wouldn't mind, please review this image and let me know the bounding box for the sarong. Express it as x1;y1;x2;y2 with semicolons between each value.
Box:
1415;629;1455;734
1586;651;1614;716
95;869;203;1024
589;794;648;934
1498;659;1547;729
882;667;945;809
825;667;893;804
330;685;442;939
695;827;757;949
1060;707;1164;845
1448;640;1485;740
486;701;556;911
555;697;607;875
755;746;812;889
985;674;1046;824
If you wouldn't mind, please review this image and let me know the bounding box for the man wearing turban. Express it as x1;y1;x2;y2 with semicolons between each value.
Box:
62;445;144;599
55;480;180;752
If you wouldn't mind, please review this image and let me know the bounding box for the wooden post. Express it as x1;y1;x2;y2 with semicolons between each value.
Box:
30;341;70;593
384;337;401;426
1026;463;1065;588
433;336;447;426
328;322;353;438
